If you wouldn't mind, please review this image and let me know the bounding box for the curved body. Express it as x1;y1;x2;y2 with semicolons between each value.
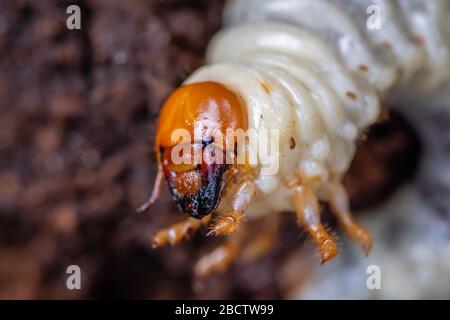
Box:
143;0;450;274
184;0;450;219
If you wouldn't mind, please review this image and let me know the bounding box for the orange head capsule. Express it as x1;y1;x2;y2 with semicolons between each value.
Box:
156;81;248;218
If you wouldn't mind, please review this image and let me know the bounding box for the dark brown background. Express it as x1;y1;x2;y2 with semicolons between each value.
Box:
0;0;420;299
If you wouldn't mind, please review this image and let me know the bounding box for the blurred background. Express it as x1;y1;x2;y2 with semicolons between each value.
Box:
0;0;425;299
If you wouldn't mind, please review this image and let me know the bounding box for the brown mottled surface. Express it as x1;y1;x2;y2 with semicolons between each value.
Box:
0;0;420;299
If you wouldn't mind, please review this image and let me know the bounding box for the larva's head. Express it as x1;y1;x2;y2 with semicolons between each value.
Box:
156;82;247;219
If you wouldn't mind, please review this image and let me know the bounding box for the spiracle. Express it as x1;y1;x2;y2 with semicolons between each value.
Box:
140;0;450;281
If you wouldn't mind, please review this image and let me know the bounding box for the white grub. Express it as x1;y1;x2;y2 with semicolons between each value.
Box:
193;0;450;297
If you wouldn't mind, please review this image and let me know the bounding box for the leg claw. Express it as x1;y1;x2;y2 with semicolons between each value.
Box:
208;212;244;236
319;238;338;265
151;217;208;248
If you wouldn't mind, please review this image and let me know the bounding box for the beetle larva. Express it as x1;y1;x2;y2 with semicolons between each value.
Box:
138;0;450;277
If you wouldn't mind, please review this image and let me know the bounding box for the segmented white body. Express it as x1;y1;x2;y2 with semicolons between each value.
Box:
185;0;450;219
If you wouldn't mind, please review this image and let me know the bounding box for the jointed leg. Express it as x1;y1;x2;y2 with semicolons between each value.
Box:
208;178;256;236
194;232;241;278
292;186;338;264
207;210;245;237
196;171;256;276
241;213;280;262
196;214;279;277
326;181;372;255
152;214;211;248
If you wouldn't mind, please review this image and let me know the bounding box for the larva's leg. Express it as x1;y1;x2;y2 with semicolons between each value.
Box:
136;165;163;213
152;214;211;248
207;178;256;236
292;186;338;264
194;233;240;278
241;214;279;262
326;181;372;255
207;210;245;237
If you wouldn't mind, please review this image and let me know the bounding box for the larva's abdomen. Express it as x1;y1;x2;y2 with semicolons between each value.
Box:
224;0;450;92
185;0;450;217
